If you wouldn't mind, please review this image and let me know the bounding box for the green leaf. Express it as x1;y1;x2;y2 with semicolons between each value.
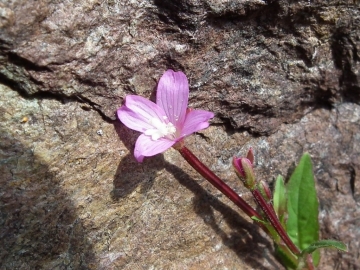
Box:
273;175;287;225
286;153;320;265
301;240;347;255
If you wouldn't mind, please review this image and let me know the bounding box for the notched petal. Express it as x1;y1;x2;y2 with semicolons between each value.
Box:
181;110;214;137
156;70;189;127
118;95;171;133
125;95;167;121
117;106;153;133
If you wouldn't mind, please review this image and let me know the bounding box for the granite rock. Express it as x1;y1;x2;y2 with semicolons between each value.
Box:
0;0;359;269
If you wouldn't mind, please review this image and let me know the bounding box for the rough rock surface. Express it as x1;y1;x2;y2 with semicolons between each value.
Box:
0;0;359;269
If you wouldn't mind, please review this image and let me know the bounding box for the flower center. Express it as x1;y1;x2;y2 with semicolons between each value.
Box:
144;117;176;140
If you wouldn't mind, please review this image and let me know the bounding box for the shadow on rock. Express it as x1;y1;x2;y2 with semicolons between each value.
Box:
165;162;280;270
112;121;167;200
0;128;96;269
113;121;279;269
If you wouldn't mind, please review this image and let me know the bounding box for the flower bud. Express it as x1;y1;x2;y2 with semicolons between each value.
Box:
233;156;256;190
246;148;254;165
257;180;272;203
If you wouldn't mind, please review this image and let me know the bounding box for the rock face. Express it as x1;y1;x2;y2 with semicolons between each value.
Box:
0;0;359;269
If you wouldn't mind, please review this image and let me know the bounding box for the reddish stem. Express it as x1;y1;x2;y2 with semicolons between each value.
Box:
306;254;315;270
251;189;301;255
177;145;262;221
175;143;317;268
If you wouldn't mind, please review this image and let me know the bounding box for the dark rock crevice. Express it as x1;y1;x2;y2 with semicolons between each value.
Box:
0;70;116;123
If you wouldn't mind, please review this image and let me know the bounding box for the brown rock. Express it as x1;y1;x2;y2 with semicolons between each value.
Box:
0;0;359;269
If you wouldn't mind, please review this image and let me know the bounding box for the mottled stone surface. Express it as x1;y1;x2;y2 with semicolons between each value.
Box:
0;0;359;269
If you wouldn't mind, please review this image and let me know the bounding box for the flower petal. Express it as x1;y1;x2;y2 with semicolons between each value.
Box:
117;107;152;133
126;95;167;122
156;70;189;128
180;110;214;138
134;134;175;162
117;95;167;133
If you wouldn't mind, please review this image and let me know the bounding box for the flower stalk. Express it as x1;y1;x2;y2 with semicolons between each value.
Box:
178;143;301;257
251;189;301;255
176;144;263;222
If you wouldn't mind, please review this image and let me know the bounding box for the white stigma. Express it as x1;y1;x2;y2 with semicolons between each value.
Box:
144;117;176;140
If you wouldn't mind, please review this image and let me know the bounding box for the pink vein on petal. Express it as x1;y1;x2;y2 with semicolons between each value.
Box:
117;106;154;133
118;95;167;132
156;70;189;128
126;95;167;121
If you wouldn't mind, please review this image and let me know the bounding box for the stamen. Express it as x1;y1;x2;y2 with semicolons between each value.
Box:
145;117;176;140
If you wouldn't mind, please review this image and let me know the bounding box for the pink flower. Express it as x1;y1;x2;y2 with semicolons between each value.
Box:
117;70;214;162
